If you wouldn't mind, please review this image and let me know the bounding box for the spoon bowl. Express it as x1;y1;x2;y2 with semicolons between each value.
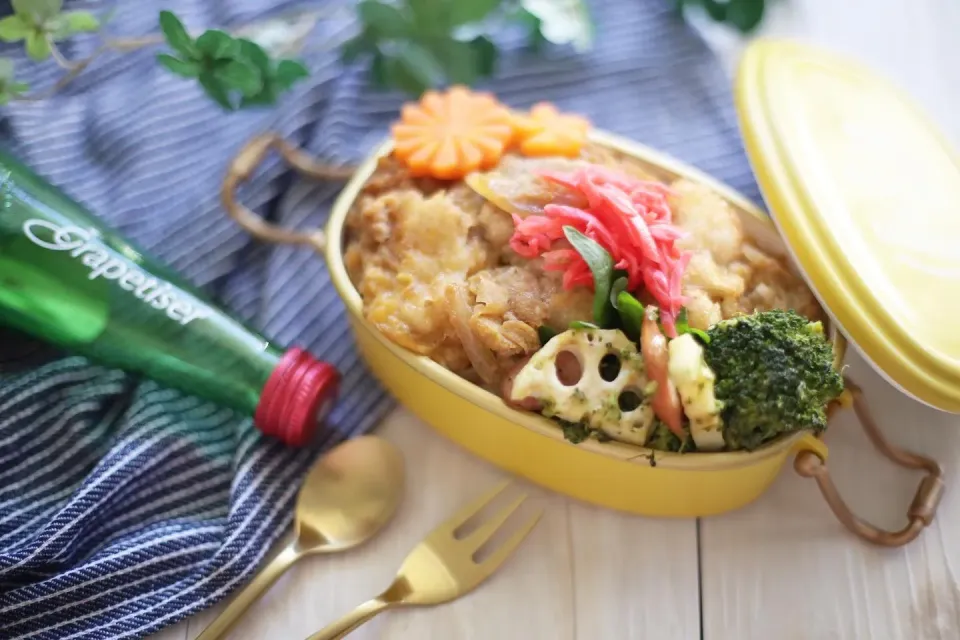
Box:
197;435;405;640
295;435;405;550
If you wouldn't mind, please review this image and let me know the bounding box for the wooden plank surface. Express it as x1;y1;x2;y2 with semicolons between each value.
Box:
698;1;960;639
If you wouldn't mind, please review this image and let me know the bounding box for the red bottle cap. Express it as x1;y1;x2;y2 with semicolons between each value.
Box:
254;348;340;447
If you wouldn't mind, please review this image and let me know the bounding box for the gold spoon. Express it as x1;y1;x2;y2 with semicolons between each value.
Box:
196;435;405;640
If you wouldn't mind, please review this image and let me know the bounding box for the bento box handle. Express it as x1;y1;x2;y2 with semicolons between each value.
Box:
794;378;944;547
221;133;355;251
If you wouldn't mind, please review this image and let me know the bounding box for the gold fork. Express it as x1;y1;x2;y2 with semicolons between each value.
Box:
306;481;542;640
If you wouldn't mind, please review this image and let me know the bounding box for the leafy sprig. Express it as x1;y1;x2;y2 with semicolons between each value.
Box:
564;226;614;328
341;0;595;95
0;4;312;109
0;0;99;61
0;58;28;104
341;0;501;95
676;0;768;34
157;11;308;111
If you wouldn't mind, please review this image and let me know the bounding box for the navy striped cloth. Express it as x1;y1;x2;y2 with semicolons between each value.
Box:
0;0;758;637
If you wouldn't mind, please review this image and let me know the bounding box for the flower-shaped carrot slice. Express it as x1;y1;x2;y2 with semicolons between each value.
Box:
391;86;515;180
513;102;590;158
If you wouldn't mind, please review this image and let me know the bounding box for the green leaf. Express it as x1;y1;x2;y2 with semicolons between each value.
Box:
700;0;728;21
159;10;195;58
10;0;32;16
25;31;51;61
469;35;497;76
727;0;765;33
538;325;558;346
39;0;63;18
0;16;30;42
61;11;100;34
198;71;234;111
0;57;25;107
432;38;478;85
616;291;645;341
340;31;376;63
0;58;14;81
216;60;262;96
527;23;549;52
413;0;461;34
196;30;239;60
448;0;502;25
609;276;628;310
157;53;201;78
384;56;427;95
407;0;451;32
385;42;444;95
357;1;413;39
216;43;309;108
675;307;711;344
275;59;309;90
14;0;61;22
570;320;600;330
47;11;101;40
237;39;271;73
370;50;388;87
562;226;614;327
239;84;278;108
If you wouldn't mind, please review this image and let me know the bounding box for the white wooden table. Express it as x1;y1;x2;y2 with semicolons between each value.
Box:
155;1;960;638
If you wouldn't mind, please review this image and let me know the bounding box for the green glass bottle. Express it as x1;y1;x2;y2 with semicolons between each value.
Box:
0;148;338;447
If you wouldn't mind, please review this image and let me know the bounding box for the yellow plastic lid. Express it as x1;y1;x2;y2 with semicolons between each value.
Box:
736;39;960;413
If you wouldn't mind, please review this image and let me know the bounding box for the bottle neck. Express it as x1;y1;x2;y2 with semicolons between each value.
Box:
255;348;340;447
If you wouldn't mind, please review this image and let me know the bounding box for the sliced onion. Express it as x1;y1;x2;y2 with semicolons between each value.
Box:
465;156;588;218
445;282;500;385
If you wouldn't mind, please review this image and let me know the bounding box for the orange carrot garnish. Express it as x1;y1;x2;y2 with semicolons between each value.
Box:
391;86;515;180
512;102;591;158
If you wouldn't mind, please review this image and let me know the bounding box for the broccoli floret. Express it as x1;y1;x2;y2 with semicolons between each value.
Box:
704;309;843;451
646;420;697;453
646;420;681;452
558;419;590;444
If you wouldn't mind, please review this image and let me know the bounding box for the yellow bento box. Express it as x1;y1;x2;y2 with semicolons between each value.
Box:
222;40;956;546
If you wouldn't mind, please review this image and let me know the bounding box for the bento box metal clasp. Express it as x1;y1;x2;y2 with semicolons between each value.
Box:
220;132;944;548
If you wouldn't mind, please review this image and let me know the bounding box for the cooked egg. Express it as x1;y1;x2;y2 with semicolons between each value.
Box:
667;333;724;450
